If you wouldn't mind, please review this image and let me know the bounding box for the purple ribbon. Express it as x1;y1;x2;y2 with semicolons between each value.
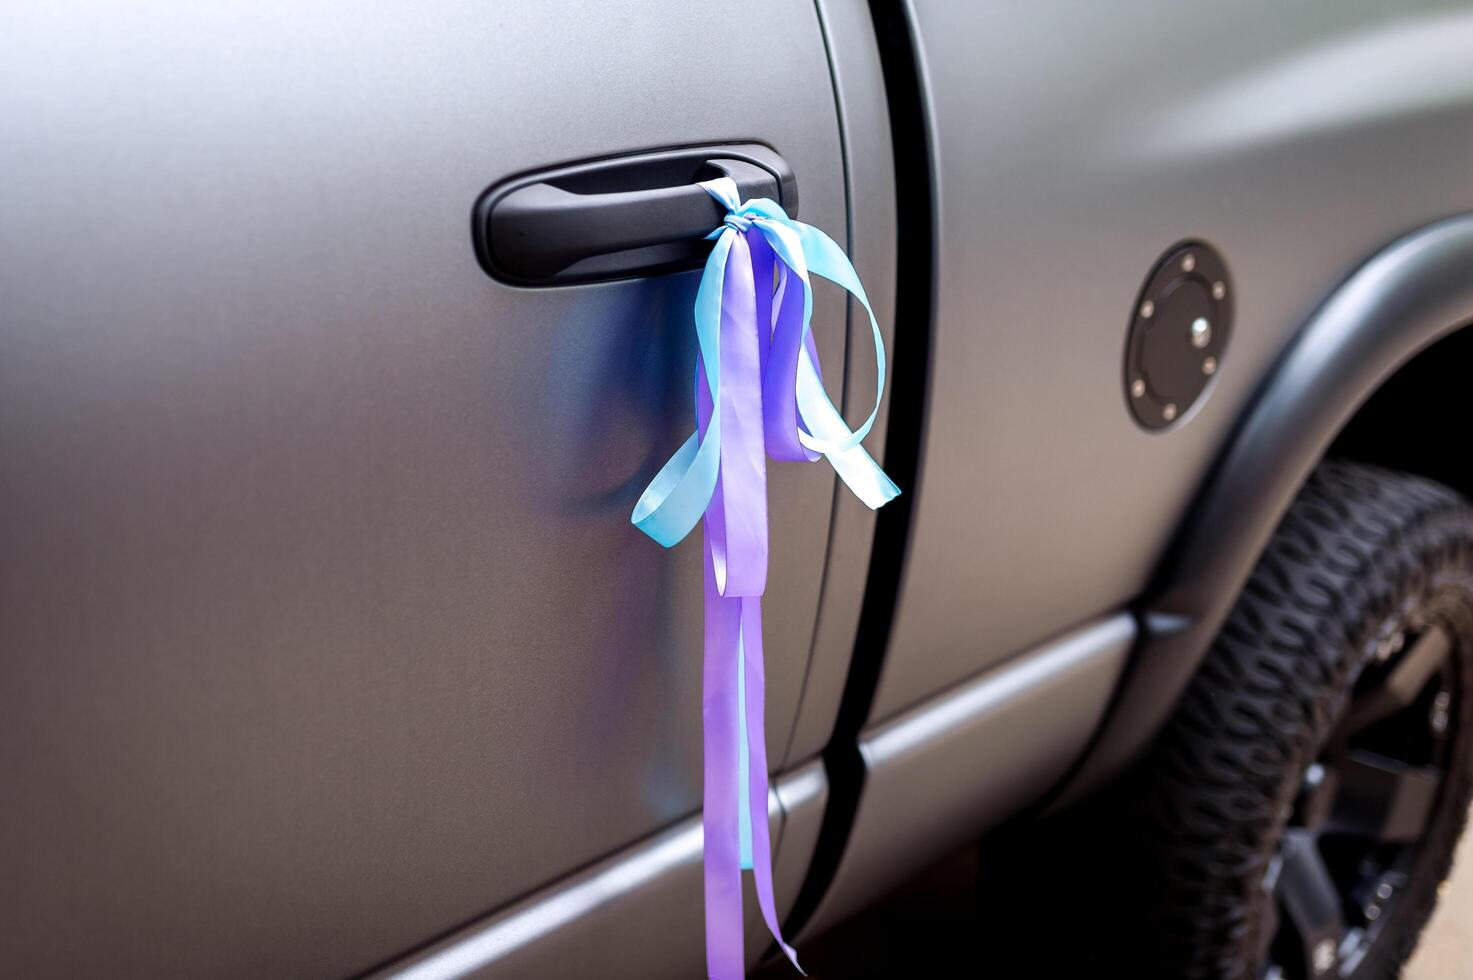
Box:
697;227;801;980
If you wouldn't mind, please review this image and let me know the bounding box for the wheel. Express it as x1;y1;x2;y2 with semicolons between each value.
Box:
1138;460;1473;979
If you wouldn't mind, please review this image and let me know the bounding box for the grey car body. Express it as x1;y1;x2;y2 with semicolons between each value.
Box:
5;1;1473;977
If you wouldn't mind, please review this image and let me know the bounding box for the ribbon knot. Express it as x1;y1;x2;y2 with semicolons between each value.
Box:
721;211;755;234
629;176;898;980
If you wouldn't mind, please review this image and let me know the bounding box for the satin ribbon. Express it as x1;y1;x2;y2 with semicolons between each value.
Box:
631;177;899;979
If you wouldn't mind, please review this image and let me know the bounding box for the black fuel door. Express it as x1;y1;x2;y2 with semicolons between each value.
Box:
1125;241;1233;430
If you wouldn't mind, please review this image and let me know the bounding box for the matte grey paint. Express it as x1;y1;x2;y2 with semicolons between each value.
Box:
1060;214;1473;805
376;762;825;980
873;0;1473;725
801;615;1135;937
0;2;851;977
780;0;900;767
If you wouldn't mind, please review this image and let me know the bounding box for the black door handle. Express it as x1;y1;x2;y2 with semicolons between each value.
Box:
473;144;797;286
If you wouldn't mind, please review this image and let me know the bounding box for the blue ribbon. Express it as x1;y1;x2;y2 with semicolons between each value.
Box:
631;179;899;548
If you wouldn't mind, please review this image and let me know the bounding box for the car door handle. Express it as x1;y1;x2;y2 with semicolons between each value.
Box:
472;144;797;286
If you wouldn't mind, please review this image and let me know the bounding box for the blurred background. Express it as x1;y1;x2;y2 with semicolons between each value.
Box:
756;806;1473;978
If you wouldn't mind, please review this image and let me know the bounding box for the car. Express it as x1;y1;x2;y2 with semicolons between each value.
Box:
5;2;1473;978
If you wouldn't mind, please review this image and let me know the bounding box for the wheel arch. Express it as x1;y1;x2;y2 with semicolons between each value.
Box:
1056;212;1473;804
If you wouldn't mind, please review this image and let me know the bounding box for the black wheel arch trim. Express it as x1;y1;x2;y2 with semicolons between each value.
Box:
1054;212;1473;805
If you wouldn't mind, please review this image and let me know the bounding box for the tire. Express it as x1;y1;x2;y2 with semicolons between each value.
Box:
1137;460;1473;979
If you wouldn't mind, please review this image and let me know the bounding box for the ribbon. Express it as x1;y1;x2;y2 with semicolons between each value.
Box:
631;177;899;979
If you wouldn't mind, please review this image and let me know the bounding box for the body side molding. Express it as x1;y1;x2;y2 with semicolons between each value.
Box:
1057;213;1473;804
369;764;826;980
799;614;1135;935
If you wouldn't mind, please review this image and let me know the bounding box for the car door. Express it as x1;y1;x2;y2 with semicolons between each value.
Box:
0;2;855;977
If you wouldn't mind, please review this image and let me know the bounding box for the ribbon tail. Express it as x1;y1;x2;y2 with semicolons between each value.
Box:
759;245;816;463
703;540;745;980
796;345;900;509
705;560;804;977
741;597;803;974
630;231;735;547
